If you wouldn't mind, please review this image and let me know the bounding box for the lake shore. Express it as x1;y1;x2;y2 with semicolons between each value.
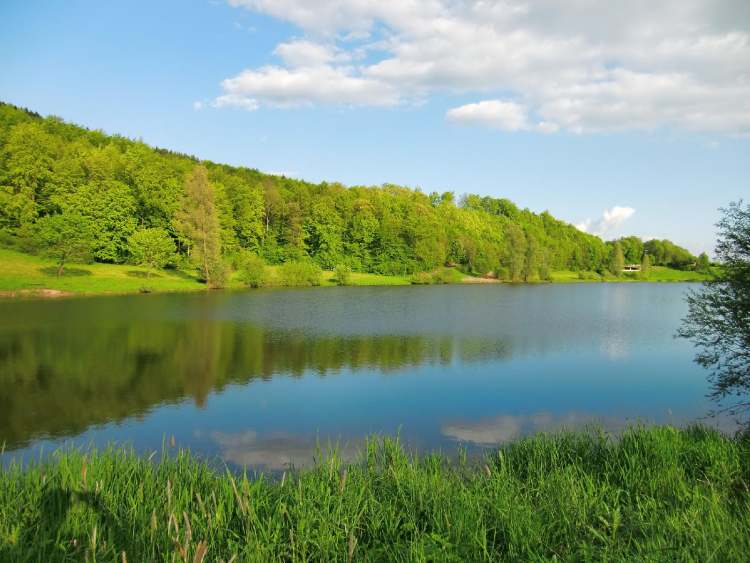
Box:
1;425;747;561
0;247;712;299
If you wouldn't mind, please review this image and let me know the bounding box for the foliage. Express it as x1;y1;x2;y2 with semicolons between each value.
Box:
640;253;652;278
609;241;625;276
696;252;711;273
127;228;175;276
32;212;95;275
644;238;696;269
678;201;750;415
0;102;697;281
333;264;351;286
278;260;322;287
237;251;268;288
174;166;223;286
431;267;464;284
409;271;434;285
1;426;748;561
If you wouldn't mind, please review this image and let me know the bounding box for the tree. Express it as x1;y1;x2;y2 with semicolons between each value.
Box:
65;179;138;263
128;228;176;277
677;201;750;415
609;242;625;276
696;252;711;273
523;234;539;281
175;166;223;287
504;224;527;281
640;253;652;278
33;212;95;275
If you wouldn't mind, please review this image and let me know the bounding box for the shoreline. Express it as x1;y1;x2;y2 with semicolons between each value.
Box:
0;247;711;300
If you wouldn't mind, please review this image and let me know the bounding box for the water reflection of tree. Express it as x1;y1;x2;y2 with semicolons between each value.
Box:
0;321;512;449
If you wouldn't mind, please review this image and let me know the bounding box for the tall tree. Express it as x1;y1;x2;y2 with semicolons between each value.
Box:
678;201;750;415
609;242;625;276
523;233;539;282
504;224;527;281
640;253;652;278
175;165;222;286
696;252;711;273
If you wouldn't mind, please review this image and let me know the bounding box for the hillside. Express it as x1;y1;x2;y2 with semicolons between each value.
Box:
0;102;702;284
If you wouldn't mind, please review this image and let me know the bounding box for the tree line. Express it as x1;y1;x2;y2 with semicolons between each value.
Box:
0;102;702;284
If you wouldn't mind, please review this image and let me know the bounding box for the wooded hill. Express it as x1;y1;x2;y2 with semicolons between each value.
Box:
0;102;701;284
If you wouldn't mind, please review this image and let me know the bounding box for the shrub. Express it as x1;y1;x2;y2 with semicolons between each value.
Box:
410;272;434;285
334;264;352;286
237;251;268;288
206;259;230;289
278;260;322;287
431;267;464;284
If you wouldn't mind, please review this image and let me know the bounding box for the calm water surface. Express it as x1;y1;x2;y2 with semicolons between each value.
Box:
0;284;728;470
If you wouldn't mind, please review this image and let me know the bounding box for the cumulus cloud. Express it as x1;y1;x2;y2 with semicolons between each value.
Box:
215;64;399;108
219;0;750;134
446;100;529;131
576;206;636;236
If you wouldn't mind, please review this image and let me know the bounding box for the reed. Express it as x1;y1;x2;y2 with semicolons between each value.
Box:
1;425;748;561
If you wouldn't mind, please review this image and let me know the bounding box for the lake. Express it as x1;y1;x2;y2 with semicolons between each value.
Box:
0;283;730;470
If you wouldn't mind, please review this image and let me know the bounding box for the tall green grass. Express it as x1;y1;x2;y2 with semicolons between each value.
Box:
2;426;748;561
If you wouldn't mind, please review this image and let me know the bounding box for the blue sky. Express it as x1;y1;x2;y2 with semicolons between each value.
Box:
1;0;748;254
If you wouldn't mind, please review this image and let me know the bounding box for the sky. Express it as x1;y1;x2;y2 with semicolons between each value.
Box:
1;0;748;255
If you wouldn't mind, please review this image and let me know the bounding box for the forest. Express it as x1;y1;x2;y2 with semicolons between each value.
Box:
0;102;704;286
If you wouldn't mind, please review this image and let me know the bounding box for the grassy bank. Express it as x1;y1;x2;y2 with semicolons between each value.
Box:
0;247;711;298
549;266;714;283
0;248;409;296
1;426;749;561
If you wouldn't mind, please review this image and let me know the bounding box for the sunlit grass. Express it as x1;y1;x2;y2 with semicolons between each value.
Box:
1;425;748;561
0;247;714;298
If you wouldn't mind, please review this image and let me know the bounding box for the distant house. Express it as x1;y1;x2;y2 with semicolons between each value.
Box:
623;264;641;272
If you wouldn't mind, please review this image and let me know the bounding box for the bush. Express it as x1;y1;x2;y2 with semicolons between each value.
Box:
431;267;464;284
409;271;434;285
237;251;268;288
206;259;230;289
334;264;352;286
278;260;322;287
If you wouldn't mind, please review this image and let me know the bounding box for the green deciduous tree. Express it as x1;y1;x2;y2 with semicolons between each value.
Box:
175;166;223;287
640;253;652;278
678;201;750;415
696;252;711;273
128;228;176;277
64;180;138;263
33;212;95;275
609;242;625;276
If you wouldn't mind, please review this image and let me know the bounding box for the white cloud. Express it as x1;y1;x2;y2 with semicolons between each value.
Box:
192;100;204;110
447;100;529;131
220;0;750;134
576;206;636;236
274;39;348;67
215;64;399;108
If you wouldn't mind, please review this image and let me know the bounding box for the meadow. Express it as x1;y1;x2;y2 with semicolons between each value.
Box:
1;426;748;561
0;247;711;298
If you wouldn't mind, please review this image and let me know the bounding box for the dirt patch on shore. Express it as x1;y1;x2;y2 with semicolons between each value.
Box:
0;288;74;299
461;276;501;284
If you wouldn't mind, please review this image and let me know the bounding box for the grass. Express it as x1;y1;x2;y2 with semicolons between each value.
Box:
549;266;714;283
1;425;748;561
0;247;204;296
0;247;712;299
